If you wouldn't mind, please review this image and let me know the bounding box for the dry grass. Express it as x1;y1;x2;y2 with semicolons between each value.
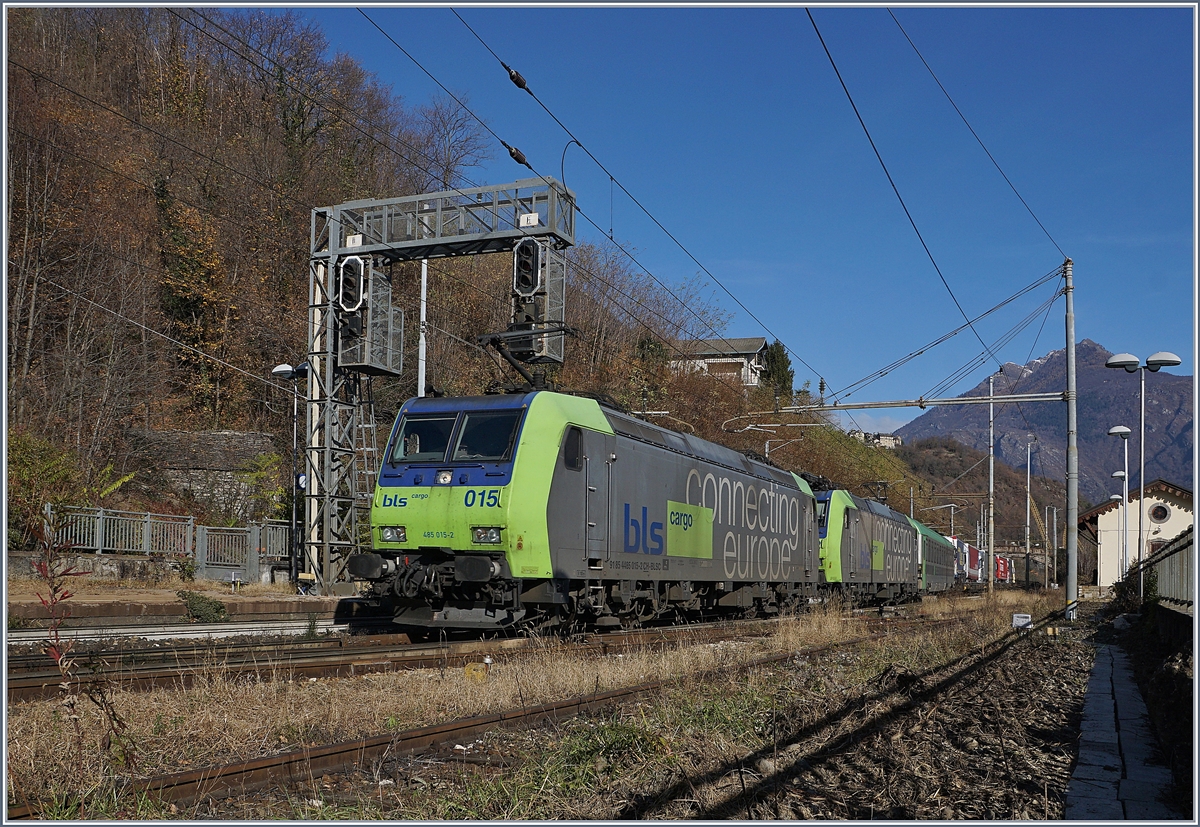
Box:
7;573;294;601
5;592;1061;815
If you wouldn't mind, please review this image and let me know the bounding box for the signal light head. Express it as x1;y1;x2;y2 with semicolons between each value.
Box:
513;238;541;297
338;256;366;313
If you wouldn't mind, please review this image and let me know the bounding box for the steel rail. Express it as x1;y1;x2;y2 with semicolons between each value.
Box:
7;632;890;819
7;619;785;703
4;617;369;644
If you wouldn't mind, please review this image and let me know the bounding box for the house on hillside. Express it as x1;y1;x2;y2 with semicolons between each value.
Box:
670;337;768;387
1078;478;1193;592
848;430;903;449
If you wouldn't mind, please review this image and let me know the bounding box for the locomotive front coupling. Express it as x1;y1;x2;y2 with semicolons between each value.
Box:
348;551;509;601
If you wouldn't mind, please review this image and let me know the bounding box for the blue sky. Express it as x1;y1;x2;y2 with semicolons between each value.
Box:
296;5;1193;432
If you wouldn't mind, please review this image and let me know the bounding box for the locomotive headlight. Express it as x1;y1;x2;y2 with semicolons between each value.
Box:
380;526;407;543
436;470;453;485
472;527;502;544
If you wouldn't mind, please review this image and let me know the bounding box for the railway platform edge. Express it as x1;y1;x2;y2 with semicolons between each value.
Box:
1065;644;1182;820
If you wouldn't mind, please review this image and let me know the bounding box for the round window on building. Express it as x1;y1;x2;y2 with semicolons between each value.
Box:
1149;503;1171;524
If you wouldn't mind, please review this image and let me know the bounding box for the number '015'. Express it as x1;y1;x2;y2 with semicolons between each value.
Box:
464;489;500;507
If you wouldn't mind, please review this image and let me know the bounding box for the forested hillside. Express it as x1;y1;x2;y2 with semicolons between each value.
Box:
6;8;944;540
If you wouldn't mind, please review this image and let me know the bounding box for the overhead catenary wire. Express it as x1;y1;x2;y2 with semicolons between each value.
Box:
355;8;795;393
18;12;1060;453
8;56;756;404
887;8;1067;260
806;8;1004;376
830;264;1064;400
167;9;1025;424
383;10;1071;485
13;120;759;416
89;15;763;406
882;7;1071;460
924;289;1061;400
166;15;806;405
448;8;825;385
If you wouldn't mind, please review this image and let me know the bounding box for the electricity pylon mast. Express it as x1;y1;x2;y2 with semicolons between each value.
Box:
305;178;575;594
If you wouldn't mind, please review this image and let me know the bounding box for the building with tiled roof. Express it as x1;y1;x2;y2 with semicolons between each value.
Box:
1078;479;1192;591
671;337;768;387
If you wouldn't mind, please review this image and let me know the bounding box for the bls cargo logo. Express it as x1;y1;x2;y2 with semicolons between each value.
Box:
624;501;714;558
623;504;664;555
380;494;408;508
668;509;693;531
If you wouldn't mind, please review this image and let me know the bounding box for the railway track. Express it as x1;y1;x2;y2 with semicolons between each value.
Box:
7;617;795;703
7;630;892;820
6;615;960;819
5;616;382;644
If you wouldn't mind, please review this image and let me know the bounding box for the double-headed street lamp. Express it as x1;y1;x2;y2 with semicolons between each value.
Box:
1108;425;1131;577
1105;351;1181;594
272;361;309;585
1112;469;1127;575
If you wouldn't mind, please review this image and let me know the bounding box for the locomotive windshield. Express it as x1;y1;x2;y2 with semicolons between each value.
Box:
452;410;522;461
391;415;456;463
389;408;524;464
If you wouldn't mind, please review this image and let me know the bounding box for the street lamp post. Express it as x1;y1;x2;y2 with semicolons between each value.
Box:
1107;424;1130;579
1112;468;1127;575
272;362;309;584
1105;352;1181;596
1106;494;1122;585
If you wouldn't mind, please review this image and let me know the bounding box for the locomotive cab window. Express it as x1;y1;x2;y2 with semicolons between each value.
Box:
452;410;523;462
391;415;457;463
563;426;583;470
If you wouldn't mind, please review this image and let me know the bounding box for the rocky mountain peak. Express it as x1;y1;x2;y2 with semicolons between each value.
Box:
896;341;1193;504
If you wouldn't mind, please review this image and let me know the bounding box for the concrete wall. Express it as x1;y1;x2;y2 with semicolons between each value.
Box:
127;429;281;522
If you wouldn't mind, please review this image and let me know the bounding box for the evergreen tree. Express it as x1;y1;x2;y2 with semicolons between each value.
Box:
761;339;795;400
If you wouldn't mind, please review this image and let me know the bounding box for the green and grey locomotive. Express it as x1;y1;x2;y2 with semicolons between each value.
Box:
348;389;821;634
347;389;957;634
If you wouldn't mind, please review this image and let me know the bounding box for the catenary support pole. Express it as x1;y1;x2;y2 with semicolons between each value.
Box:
1052;506;1058;587
1026;439;1032;586
988;374;995;594
418;258;428;397
1064;259;1079;620
1045;506;1051;588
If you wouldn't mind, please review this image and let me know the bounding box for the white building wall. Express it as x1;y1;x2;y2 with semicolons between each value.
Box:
1095;490;1193;591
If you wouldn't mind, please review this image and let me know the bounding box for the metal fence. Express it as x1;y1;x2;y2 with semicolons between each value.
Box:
44;505;292;582
1132;525;1194;617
